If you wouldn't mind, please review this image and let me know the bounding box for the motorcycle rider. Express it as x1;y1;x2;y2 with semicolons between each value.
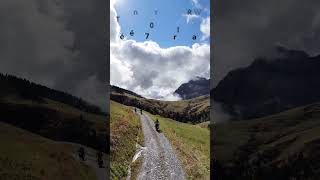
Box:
78;147;85;161
155;119;160;132
96;151;104;168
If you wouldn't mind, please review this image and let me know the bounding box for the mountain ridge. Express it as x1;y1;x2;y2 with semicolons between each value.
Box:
212;47;320;120
174;77;210;100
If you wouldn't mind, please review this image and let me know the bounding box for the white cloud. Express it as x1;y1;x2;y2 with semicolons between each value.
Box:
75;75;107;111
184;14;201;24
191;0;202;8
201;16;210;40
110;1;210;100
110;0;121;44
110;49;133;89
164;93;182;101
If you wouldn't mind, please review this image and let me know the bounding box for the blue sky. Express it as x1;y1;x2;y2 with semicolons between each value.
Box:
114;0;210;48
111;0;210;100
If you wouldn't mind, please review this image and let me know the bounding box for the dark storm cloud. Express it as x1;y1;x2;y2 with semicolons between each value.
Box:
213;0;320;86
0;0;108;110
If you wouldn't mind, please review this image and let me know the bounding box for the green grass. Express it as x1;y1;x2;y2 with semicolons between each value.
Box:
147;113;210;179
214;102;320;168
110;101;143;180
0;122;97;180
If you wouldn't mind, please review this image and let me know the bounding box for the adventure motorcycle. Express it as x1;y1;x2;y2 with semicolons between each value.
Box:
155;122;160;132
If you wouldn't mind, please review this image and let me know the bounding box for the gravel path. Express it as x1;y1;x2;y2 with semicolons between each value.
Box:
137;112;186;180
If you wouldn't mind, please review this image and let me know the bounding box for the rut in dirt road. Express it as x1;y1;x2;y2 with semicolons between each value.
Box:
137;111;186;180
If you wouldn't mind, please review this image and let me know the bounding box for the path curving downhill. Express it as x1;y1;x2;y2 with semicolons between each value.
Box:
137;111;186;180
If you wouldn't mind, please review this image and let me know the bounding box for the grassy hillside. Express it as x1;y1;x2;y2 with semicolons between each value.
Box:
0;73;107;152
0;122;97;180
111;86;209;123
0;95;107;152
0;73;108;179
148;113;210;179
110;101;143;180
214;102;320;179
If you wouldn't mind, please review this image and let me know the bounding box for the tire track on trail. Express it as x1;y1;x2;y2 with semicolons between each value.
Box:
137;111;186;180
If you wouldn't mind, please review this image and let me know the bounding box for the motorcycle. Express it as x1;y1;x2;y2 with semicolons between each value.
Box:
98;159;104;168
96;151;104;168
78;147;86;161
155;121;160;132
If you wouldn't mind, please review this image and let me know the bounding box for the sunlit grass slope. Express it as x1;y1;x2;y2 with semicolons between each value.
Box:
148;113;210;179
110;101;143;180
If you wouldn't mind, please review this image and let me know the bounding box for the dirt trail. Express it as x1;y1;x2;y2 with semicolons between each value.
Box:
137;112;186;180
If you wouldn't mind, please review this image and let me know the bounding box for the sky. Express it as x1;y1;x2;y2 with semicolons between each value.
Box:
110;0;211;100
115;0;210;47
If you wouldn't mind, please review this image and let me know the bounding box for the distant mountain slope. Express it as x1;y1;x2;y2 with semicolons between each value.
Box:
110;85;209;123
213;47;320;120
0;73;104;114
213;102;320;179
174;77;210;99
